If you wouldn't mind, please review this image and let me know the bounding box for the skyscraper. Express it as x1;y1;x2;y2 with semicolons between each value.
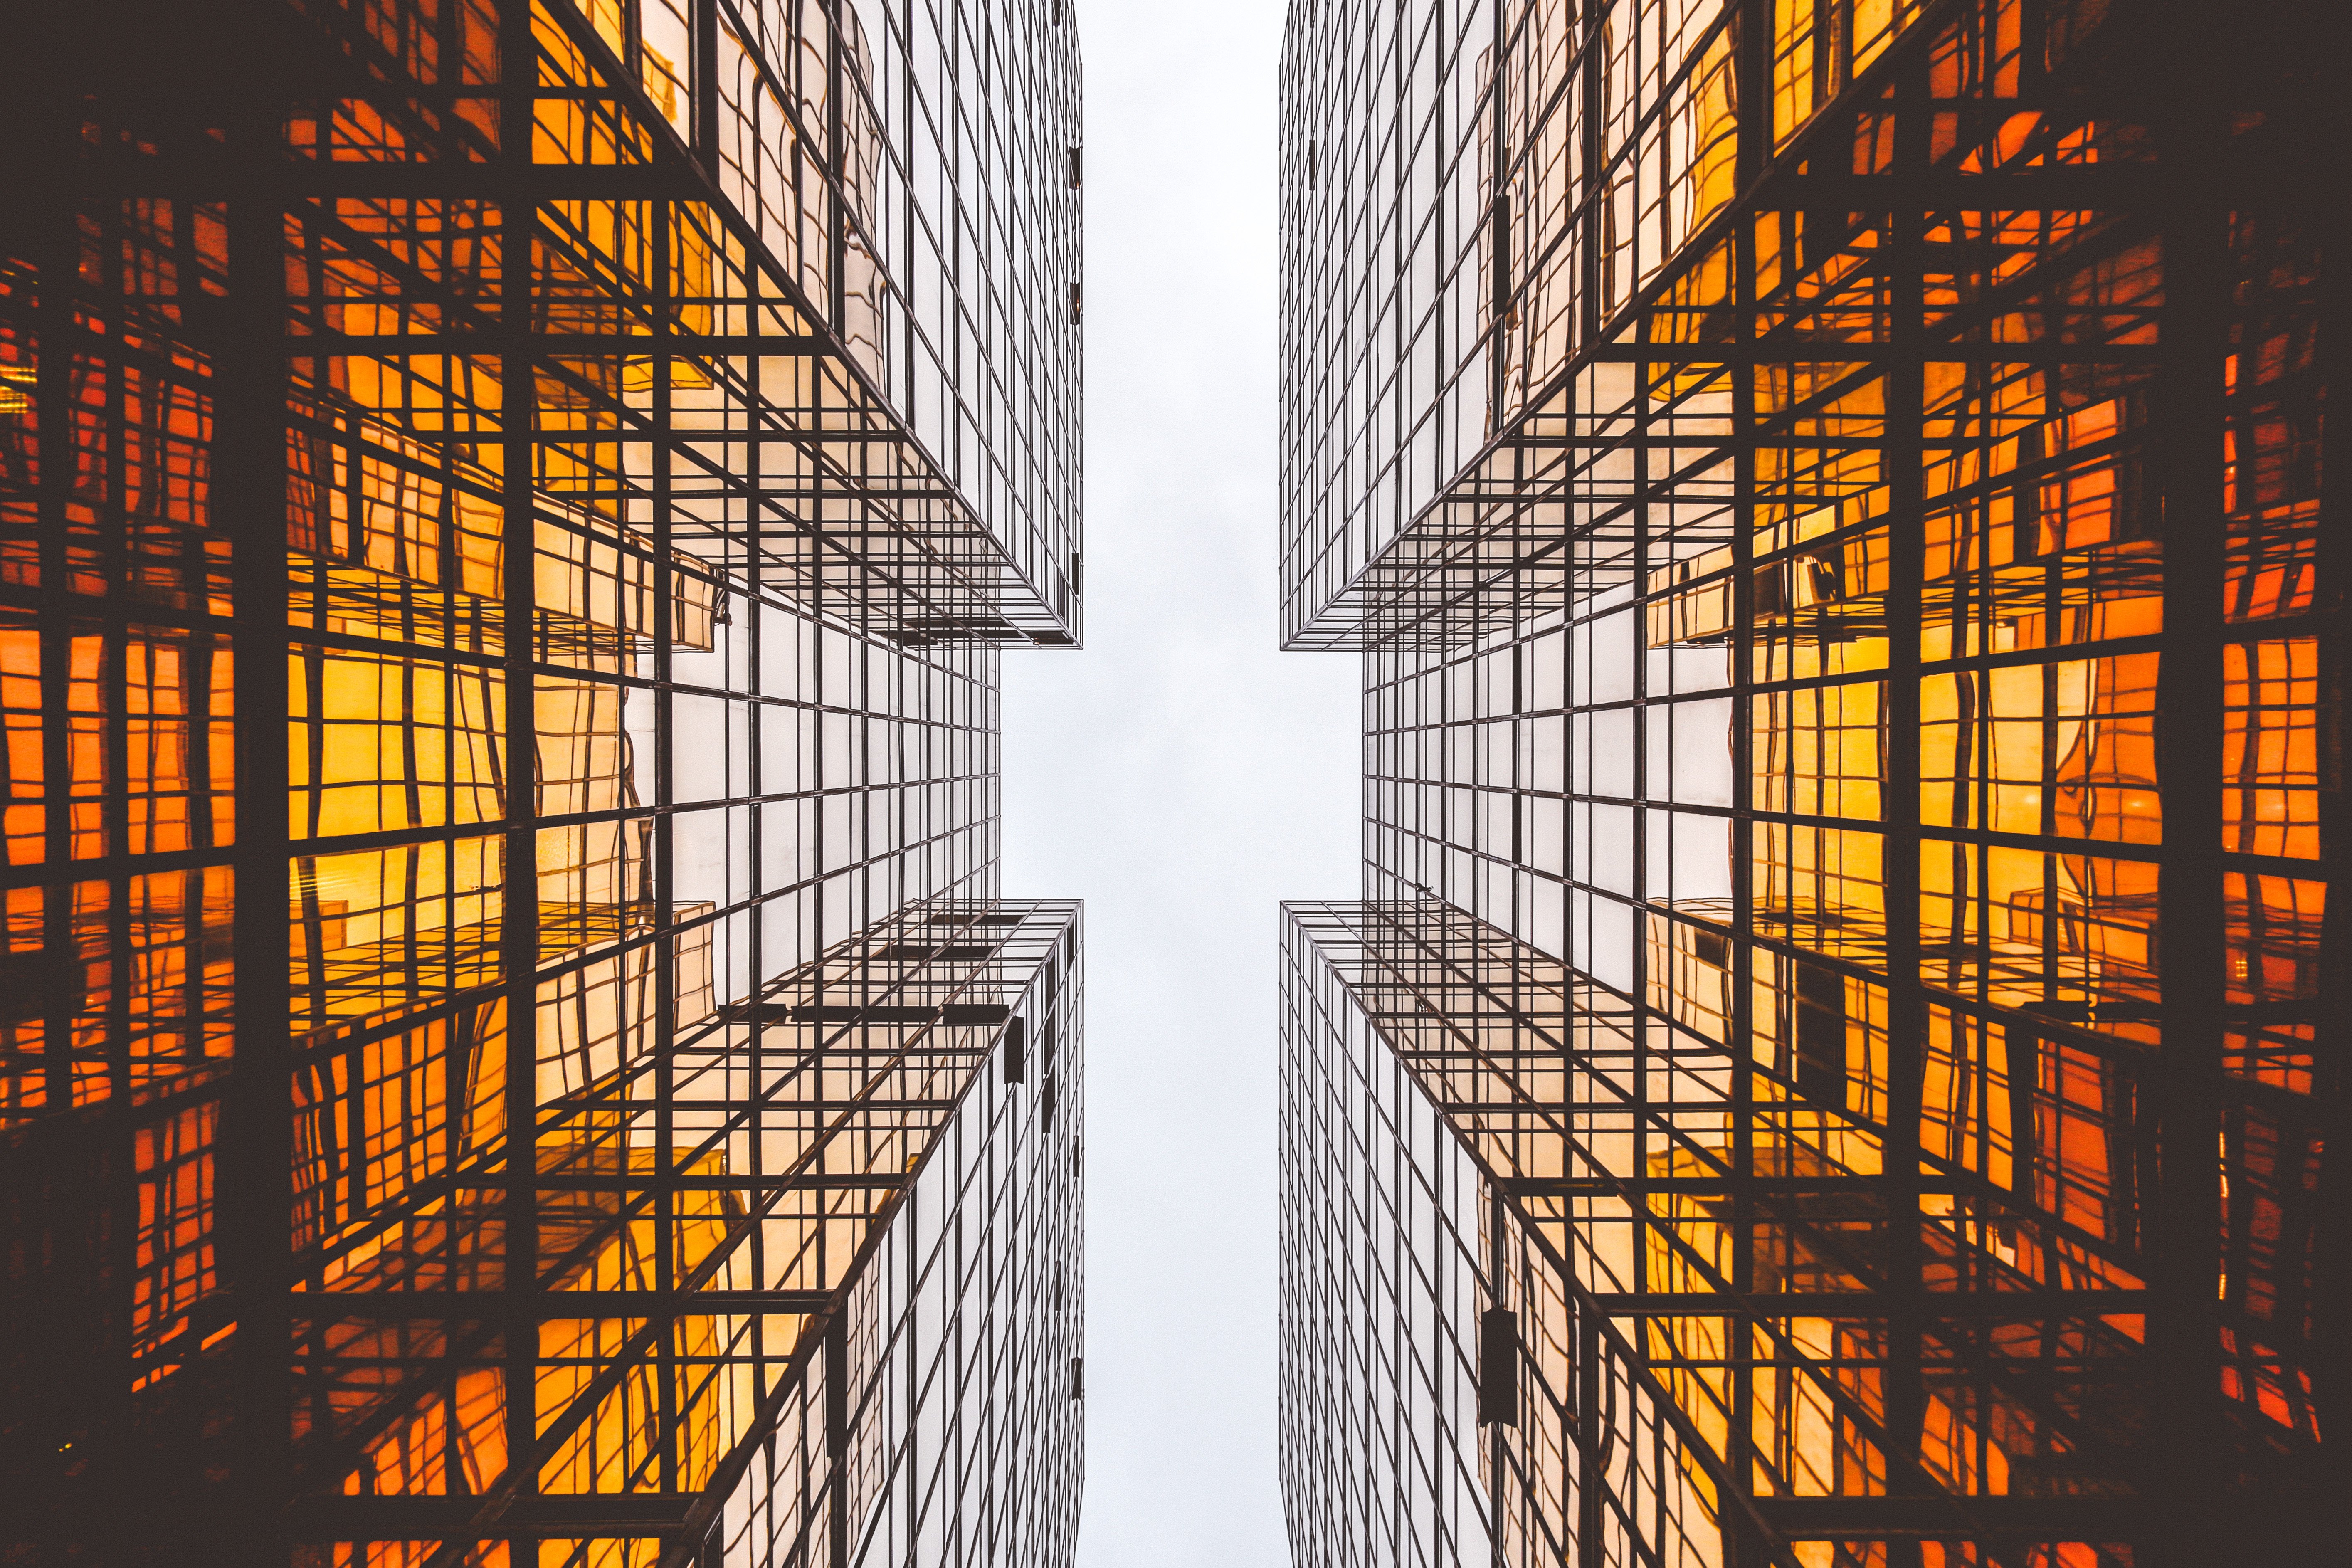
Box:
0;0;1085;1562
1278;1;2335;1564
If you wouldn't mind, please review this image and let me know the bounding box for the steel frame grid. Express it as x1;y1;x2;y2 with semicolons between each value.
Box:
0;0;1086;1563
1279;904;1575;1568
1283;900;2194;1566
1280;0;2340;1564
1278;0;2323;658
265;898;1086;1566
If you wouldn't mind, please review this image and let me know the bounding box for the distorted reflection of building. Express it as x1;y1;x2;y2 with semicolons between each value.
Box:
0;0;1086;1561
1277;0;2332;1563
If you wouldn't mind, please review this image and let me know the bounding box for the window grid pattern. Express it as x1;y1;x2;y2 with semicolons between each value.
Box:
1282;0;2333;1563
0;0;1086;1561
1280;904;1497;1567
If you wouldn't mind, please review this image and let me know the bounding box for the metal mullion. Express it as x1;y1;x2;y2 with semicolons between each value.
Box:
32;165;76;1120
220;89;296;1565
691;0;720;177
824;0;849;367
1876;47;1933;1526
2145;65;2231;1568
491;4;541;1556
1628;323;1656;1335
1724;3;1765;1551
743;205;772;1404
651;185;683;1499
99;195;144;1121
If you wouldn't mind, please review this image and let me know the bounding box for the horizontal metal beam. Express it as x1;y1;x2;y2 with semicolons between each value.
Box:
287;1289;836;1316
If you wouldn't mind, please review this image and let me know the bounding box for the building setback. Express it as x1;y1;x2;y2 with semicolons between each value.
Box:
0;0;1085;1562
1278;0;2336;1564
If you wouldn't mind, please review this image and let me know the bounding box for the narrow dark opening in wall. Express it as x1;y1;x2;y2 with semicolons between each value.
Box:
1477;1306;1518;1426
1004;1015;1028;1084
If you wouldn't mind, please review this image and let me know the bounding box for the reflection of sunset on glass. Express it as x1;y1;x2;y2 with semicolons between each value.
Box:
0;0;2333;1560
1;0;1087;1559
1275;0;2331;1563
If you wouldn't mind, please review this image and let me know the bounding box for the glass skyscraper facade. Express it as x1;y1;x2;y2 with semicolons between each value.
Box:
0;0;1085;1562
1279;0;2334;1563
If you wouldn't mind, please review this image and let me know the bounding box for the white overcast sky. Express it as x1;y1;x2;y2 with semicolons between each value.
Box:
1002;0;1355;1560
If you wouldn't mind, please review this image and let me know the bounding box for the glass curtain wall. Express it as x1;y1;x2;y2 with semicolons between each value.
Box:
1279;0;2334;1563
0;0;1085;1562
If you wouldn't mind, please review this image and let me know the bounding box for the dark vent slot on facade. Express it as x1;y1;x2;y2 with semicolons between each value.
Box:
1478;1307;1518;1427
1070;281;1081;324
1003;1015;1027;1084
1072;552;1082;595
1070;1356;1083;1400
1307;138;1317;188
873;942;995;960
1068;145;1082;188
